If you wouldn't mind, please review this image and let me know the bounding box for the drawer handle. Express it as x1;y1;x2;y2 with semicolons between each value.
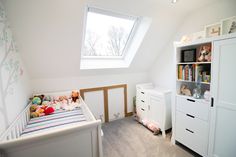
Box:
187;99;195;102
141;108;145;111
186;128;194;134
141;92;145;94
186;114;195;118
141;100;145;102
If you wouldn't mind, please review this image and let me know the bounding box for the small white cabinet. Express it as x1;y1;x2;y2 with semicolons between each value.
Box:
136;83;172;138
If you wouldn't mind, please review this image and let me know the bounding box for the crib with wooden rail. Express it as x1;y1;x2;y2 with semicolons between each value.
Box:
0;91;103;157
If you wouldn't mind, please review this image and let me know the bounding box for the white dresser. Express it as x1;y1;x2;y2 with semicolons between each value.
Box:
175;96;210;156
136;83;172;138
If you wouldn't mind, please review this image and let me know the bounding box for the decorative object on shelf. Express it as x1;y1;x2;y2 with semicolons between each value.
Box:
203;90;211;101
205;23;221;38
180;34;193;43
181;49;196;62
180;84;192;96
221;16;236;35
198;44;211;62
193;84;202;99
180;31;205;43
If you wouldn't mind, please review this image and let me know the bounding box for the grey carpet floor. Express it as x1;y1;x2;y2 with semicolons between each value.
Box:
102;117;200;157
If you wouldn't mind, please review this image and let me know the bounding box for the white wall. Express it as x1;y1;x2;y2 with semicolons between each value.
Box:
0;1;31;136
149;0;236;91
31;72;149;113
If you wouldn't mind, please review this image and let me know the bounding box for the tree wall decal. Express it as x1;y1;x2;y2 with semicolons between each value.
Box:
0;5;23;130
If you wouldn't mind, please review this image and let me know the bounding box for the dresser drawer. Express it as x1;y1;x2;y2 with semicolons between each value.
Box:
176;112;208;156
176;125;208;156
175;111;209;156
137;89;146;101
176;111;209;139
176;96;210;121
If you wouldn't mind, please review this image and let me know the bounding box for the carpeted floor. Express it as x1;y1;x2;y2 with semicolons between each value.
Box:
102;117;200;157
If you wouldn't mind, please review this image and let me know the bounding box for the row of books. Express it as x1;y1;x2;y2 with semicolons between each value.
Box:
177;64;211;83
178;65;195;81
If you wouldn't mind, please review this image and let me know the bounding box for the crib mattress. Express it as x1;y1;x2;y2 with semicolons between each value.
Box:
21;107;87;137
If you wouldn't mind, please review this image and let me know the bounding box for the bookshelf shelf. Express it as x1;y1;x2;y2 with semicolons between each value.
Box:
177;62;211;65
176;79;210;84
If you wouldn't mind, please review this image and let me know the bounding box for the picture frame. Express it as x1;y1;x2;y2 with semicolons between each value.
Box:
205;22;221;38
221;16;236;35
181;48;196;62
192;31;205;40
197;43;211;62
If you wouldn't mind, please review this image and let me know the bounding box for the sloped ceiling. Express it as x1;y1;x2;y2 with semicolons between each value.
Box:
4;0;219;79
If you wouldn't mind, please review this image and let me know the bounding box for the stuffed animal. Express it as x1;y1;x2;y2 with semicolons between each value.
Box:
30;104;45;118
32;96;42;105
198;45;211;62
30;104;55;118
43;95;52;101
31;95;45;105
180;84;192;96
71;90;79;103
41;106;55;115
30;105;39;118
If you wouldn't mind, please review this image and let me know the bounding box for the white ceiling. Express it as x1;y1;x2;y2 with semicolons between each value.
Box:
4;0;220;79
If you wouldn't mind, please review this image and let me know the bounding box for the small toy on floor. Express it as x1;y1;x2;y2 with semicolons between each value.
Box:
135;115;161;135
142;120;161;135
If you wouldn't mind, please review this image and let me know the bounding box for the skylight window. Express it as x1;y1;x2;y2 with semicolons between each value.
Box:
80;7;152;69
82;7;137;57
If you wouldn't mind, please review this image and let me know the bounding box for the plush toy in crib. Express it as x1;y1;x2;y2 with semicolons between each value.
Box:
30;104;54;118
41;105;55;115
71;90;80;103
31;95;45;105
30;105;45;118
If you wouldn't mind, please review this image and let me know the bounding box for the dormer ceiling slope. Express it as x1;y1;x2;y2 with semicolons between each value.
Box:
3;0;219;78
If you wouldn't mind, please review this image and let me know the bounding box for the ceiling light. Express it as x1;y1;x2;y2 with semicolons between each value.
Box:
172;0;178;4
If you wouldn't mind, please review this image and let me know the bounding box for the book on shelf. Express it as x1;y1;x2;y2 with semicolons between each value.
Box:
177;64;195;82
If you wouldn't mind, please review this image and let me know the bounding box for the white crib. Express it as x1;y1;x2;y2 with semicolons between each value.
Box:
0;91;103;157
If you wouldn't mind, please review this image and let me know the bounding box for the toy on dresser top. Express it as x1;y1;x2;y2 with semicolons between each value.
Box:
29;90;81;118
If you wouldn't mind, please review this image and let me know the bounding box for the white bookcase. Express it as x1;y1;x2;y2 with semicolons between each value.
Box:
172;33;236;157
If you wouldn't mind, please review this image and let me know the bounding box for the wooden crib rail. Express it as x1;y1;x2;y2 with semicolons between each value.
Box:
0;103;31;142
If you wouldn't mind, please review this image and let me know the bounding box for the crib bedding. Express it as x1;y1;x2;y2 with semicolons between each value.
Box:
21;107;87;137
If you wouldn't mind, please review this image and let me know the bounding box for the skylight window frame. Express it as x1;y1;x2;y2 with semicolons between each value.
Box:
81;6;139;59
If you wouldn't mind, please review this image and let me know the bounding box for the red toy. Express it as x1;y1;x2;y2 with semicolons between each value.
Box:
44;106;55;115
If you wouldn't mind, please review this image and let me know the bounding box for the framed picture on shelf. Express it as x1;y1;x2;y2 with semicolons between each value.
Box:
192;31;205;40
197;43;211;62
221;16;236;35
205;22;221;38
181;49;196;62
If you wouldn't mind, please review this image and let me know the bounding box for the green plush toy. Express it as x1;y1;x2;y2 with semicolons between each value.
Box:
32;97;42;105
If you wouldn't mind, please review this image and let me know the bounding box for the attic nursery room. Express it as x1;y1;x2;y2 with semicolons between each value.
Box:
0;0;236;157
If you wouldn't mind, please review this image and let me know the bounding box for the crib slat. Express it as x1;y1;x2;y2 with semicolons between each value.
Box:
16;124;20;138
8;133;12;140
11;130;16;139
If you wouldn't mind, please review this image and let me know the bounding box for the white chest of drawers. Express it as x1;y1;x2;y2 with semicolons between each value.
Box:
175;96;210;156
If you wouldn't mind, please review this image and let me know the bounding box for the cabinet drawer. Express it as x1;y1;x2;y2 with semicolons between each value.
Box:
176;96;209;121
175;111;208;156
176;125;208;156
137;90;146;100
136;106;146;120
176;111;209;139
